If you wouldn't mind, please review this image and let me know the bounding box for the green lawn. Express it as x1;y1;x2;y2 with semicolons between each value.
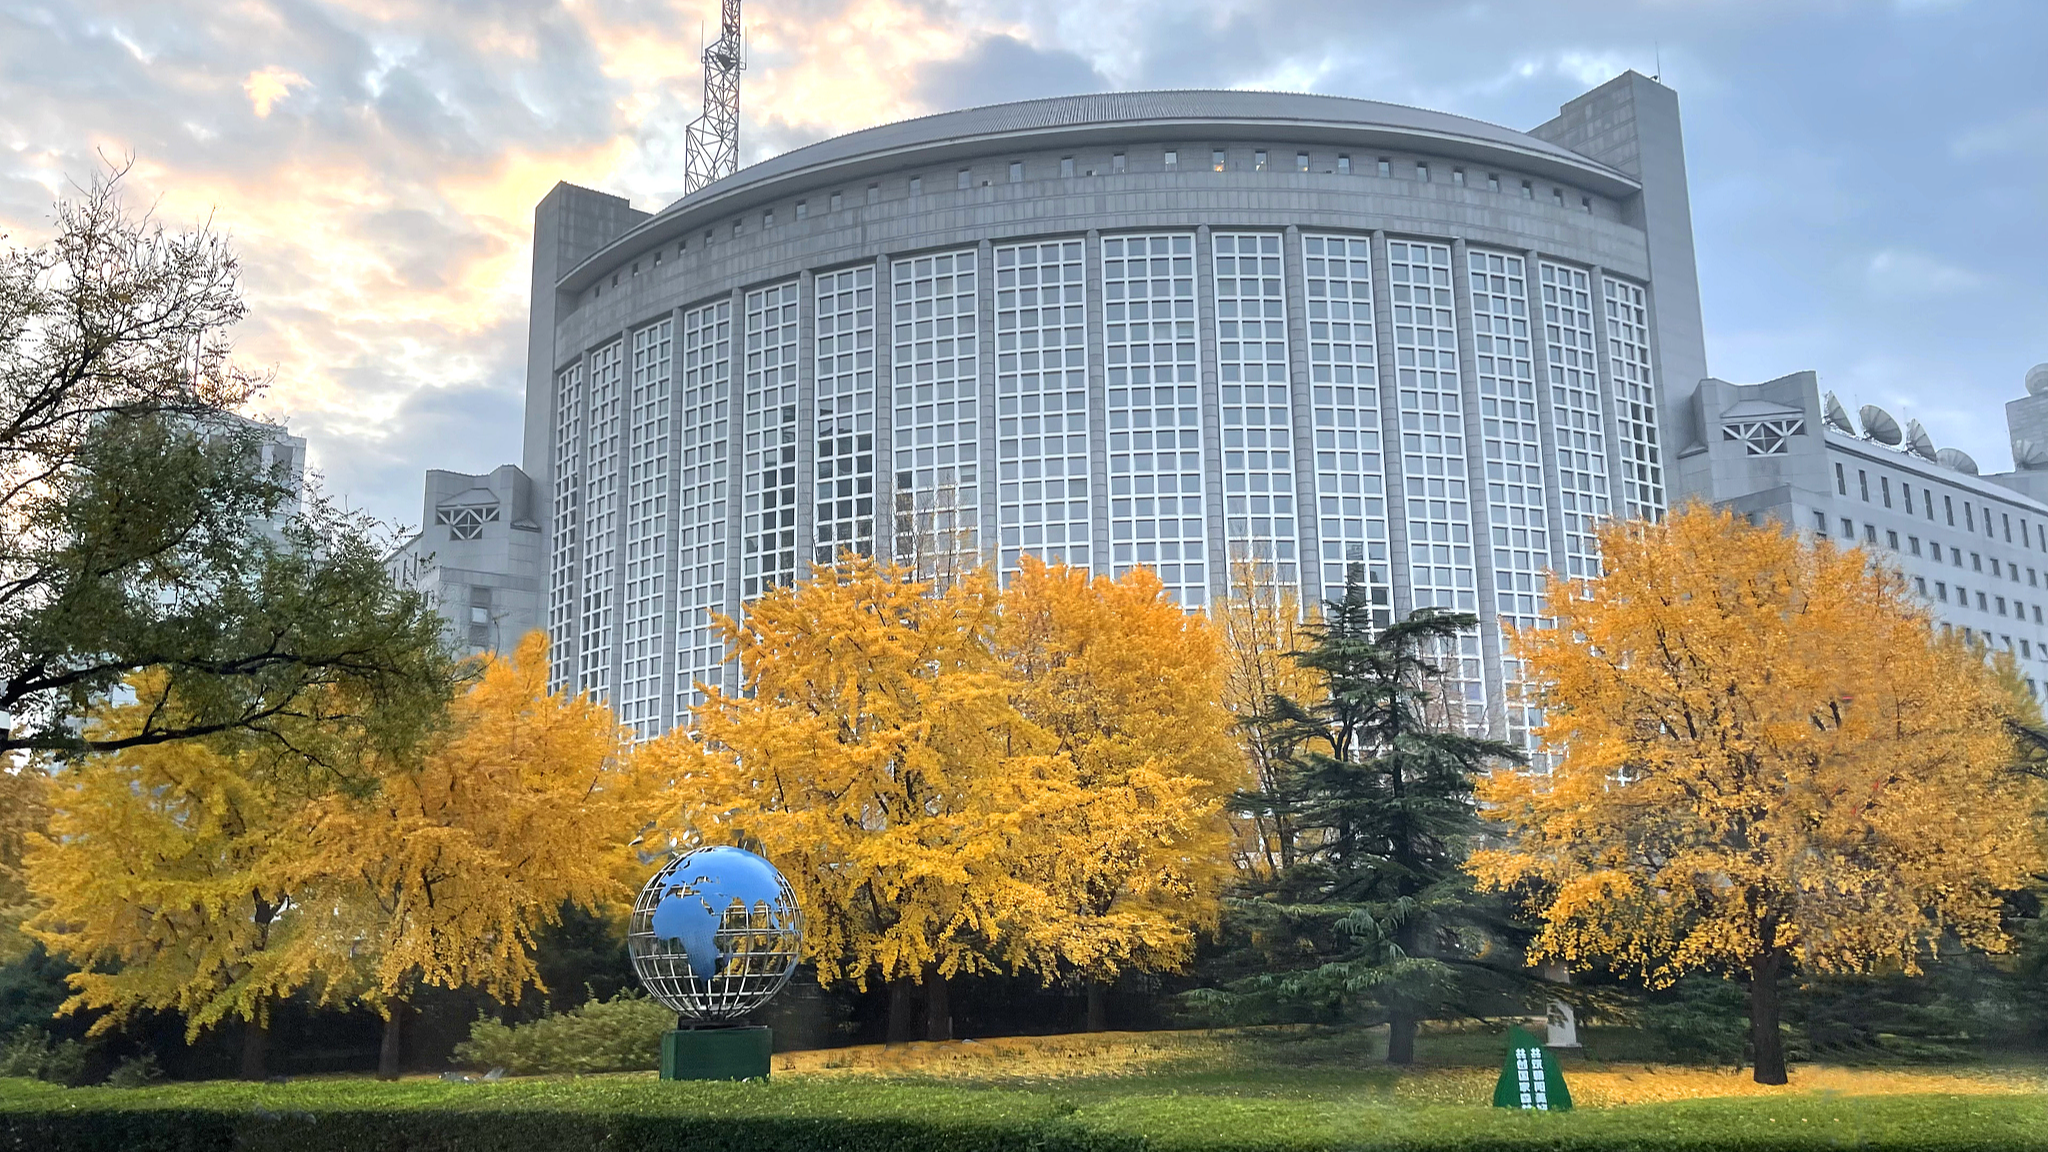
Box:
4;1027;2046;1151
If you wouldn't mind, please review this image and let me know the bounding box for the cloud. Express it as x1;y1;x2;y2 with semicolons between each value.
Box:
1865;249;1987;298
914;34;1109;110
243;66;309;117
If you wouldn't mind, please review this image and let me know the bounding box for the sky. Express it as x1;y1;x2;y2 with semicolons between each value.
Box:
2;0;2043;528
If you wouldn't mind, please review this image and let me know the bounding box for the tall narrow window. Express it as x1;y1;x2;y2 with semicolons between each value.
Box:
1521;180;1534;199
762;209;774;228
1377;157;1392;177
1582;196;1593;212
909;176;921;196
1253;149;1268;171
1452;168;1466;186
1111;152;1127;173
1946;494;1955;524
1416;162;1429;182
1008;161;1024;183
1835;462;1846;494
1296;151;1310;172
957;169;971;190
830;191;843;211
795;200;808;219
867;183;880;203
1881;476;1892;507
1213;149;1227;172
1163;149;1178;169
1059;156;1075;177
1337;154;1352;174
1488;173;1501;192
1859;469;1869;501
1554;187;1566;206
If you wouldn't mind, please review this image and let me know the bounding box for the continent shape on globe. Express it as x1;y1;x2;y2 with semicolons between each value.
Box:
650;846;790;981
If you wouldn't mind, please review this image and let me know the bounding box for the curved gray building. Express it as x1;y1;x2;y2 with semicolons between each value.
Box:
522;71;1709;741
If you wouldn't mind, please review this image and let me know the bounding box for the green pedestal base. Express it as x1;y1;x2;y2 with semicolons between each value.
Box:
661;1026;772;1081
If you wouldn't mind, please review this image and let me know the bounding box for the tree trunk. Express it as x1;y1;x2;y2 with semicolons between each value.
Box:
239;1015;269;1081
886;977;918;1045
1748;946;1789;1085
1385;1006;1417;1065
377;998;407;1081
1085;978;1108;1033
923;968;952;1042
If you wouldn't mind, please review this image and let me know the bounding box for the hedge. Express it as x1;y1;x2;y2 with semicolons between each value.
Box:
5;1074;2047;1152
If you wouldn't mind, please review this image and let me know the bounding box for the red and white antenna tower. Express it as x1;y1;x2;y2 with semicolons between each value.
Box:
684;0;745;194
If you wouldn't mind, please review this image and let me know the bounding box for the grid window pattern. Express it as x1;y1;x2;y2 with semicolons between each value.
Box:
676;300;732;720
995;239;1090;578
1604;276;1665;519
815;267;877;565
1390;240;1482;726
1102;233;1206;605
1468;250;1546;630
742;283;801;598
548;362;583;693
578;340;624;697
1302;235;1390;623
1213;233;1297;587
1468;250;1544;753
620;319;673;733
1723;417;1805;456
1539;263;1610;579
892;251;981;578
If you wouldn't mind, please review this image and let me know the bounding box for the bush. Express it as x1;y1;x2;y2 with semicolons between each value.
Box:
451;991;672;1075
103;1053;162;1089
1635;976;1749;1064
0;1026;87;1086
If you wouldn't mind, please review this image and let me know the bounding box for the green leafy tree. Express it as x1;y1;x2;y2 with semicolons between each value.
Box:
1;166;451;762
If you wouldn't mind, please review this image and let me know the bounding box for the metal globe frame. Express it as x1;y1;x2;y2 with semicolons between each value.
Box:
627;848;803;1024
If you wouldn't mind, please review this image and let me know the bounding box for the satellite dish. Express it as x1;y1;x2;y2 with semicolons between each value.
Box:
1905;419;1937;460
1937;447;1980;475
2029;363;2048;398
1858;405;1902;445
2017;439;2048;471
1823;392;1855;433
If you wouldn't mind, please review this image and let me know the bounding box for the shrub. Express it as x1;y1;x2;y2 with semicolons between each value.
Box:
1636;976;1749;1064
452;991;672;1075
0;1026;87;1086
103;1053;163;1089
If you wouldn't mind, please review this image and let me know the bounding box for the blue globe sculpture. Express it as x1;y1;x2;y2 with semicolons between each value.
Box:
628;846;803;1024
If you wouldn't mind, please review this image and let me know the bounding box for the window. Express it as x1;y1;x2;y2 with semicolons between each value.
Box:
1945;495;1955;525
1112;152;1127;173
1887;529;1899;550
795;199;808;219
1554;187;1566;206
1955;548;1964;568
2026;639;2035;658
909;176;921;196
1453;168;1466;186
678;237;686;253
1841;517;1854;537
1378;157;1392;177
1974;552;1984;571
1337;154;1351;174
1924;489;1934;518
1416;162;1429;182
1488;173;1501;192
2032;568;2039;586
1521;179;1534;199
1993;558;2004;577
1910;536;1922;555
957;169;971;190
1999;596;2009;616
763;209;774;227
1814;510;1829;535
1008;161;1024;183
1583;196;1594;212
611;272;619;286
732;219;742;236
1297;151;1310;172
1938;581;1948;601
1254;149;1268;171
867;183;879;203
652;250;660;267
2037;605;2044;623
830;191;843;211
1163;150;1178;169
1865;523;1878;544
1060;156;1074;177
1859;470;1869;501
2005;513;2014;541
1915;576;1928;596
1979;591;1989;610
1213;149;1227;172
1881;476;1892;507
1724;417;1805;455
1966;501;1976;531
1835;462;1847;494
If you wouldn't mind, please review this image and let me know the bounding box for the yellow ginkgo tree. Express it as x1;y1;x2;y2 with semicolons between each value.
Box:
660;556;1041;1042
997;558;1240;1030
1470;504;2045;1084
309;631;647;1077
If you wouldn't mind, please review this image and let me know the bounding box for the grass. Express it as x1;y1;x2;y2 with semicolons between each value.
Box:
4;1025;2046;1150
